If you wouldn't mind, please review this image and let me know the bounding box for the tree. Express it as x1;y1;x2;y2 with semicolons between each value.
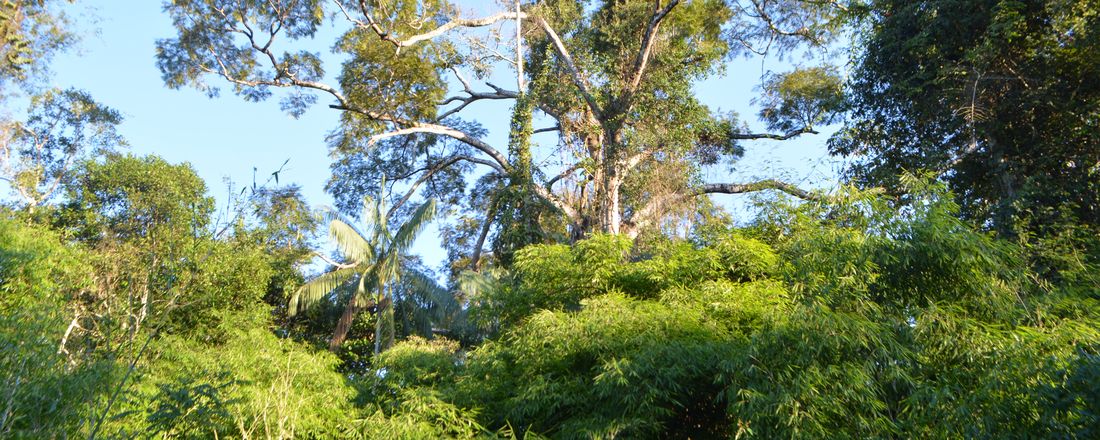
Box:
156;0;851;270
0;0;75;90
0;88;123;210
833;0;1100;242
290;191;440;352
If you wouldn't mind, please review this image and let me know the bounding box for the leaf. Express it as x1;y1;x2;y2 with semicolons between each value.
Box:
328;216;373;263
289;266;360;316
390;199;438;256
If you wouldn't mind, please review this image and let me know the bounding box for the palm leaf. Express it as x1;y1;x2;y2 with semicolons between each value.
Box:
390;199;438;255
359;195;378;239
289;267;361;317
328;218;374;263
405;269;460;322
457;269;500;301
371;193;390;245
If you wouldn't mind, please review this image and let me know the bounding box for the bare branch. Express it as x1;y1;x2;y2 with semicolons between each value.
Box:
536;17;603;119
532;184;581;222
627;0;680;95
343;1;527;50
532;125;561;134
750;0;824;45
515;0;525;91
546;161;583;189
629;178;820;233
315;252;361;269
437;83;520;121
367;124;510;173
401;11;527;47
389;155;502;216
731;126;818;141
470;202;497;271
700;180;820;200
624;150;653;171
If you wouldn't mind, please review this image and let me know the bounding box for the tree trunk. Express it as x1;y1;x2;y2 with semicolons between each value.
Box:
382;297;395;351
373;288;387;356
329;302;361;350
595;173;622;235
593;130;624;235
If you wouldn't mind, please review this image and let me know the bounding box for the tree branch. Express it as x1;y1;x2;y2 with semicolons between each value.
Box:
731;126;818;141
546;161;583;189
532;125;561;134
532;184;581;223
388;155;502;216
700;180;820;200
437;80;519;121
629;179;820;233
470;201;497;272
626;0;680;96
315;252;361;270
536;17;603;119
344;1;527;50
367;124;510;174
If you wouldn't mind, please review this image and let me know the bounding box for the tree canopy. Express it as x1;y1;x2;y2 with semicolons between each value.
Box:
834;0;1100;243
155;0;855;272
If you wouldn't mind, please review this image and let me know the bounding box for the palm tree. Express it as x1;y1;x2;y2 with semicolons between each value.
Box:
289;193;437;353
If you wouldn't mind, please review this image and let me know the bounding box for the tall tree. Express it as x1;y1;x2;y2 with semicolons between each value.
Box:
833;0;1100;239
0;88;123;210
289;192;440;352
157;0;850;268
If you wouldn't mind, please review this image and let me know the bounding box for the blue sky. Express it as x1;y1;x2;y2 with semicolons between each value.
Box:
39;1;844;271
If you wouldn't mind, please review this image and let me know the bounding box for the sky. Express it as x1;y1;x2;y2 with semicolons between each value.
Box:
33;1;845;272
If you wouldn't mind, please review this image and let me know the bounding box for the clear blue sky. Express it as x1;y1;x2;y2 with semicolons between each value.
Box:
41;1;843;271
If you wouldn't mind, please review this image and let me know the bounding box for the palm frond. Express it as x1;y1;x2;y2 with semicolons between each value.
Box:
405;269;460;321
458;269;502;301
372;194;391;244
354;265;377;308
391;199;438;255
289;267;361;317
329;218;374;263
359;195;378;238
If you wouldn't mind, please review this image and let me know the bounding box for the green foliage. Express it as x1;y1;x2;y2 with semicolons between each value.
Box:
290;194;449;353
367;182;1098;438
0;0;76;88
5;164;1099;438
835;0;1100;248
62;153;213;241
104;323;358;438
456;293;739;438
351;388;492;440
0;215;113;437
0;88;124;209
756;66;845;133
374;336;460;389
143;372;236;438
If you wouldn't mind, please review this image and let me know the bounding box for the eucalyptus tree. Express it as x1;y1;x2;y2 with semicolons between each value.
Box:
157;0;851;269
290;193;439;352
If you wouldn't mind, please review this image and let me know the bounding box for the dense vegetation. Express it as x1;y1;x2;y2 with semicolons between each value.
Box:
2;0;1098;438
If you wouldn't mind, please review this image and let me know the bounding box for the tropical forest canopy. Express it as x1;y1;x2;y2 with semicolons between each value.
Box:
0;0;1098;438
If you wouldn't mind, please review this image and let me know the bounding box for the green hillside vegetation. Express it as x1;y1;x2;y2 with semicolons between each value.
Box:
2;0;1098;438
2;164;1097;437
